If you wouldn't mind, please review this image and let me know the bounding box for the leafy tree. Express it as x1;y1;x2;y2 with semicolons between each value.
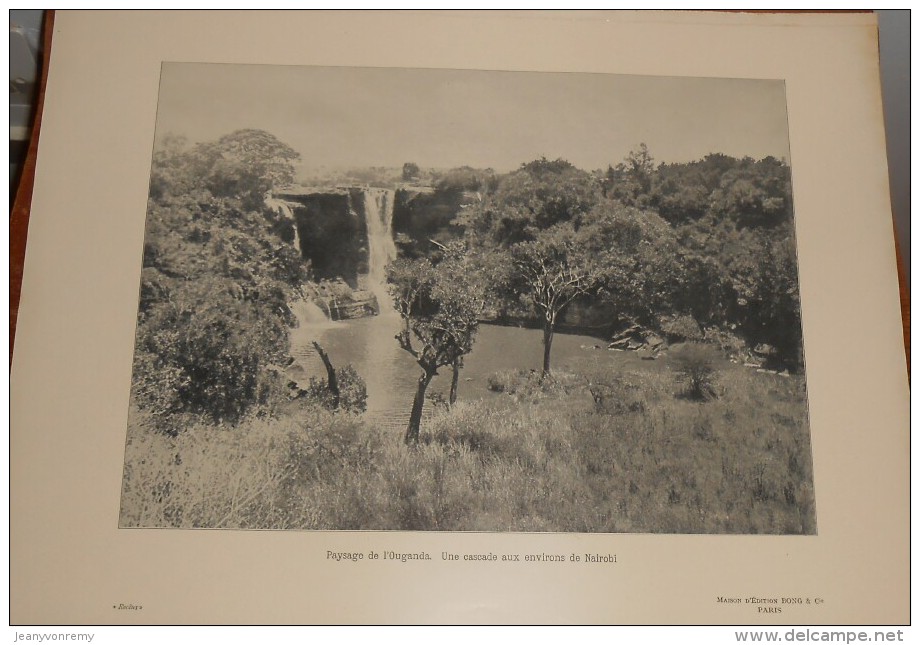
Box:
708;156;792;228
150;129;299;210
461;151;803;372
648;152;737;223
402;162;420;182
509;223;603;379
433;242;490;404
457;158;605;377
561;199;722;343
724;227;803;369
387;251;483;444
581;201;677;326
133;278;290;428
199;129;300;209
649;172;711;223
306;366;368;414
469;157;598;246
603;143;656;207
653;154;800;366
636;152;801;366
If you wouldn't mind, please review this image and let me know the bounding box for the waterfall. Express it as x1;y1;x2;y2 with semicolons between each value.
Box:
265;196;301;255
363;188;398;316
290;299;333;325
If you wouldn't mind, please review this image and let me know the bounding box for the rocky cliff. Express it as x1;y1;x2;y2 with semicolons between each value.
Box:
276;187;368;288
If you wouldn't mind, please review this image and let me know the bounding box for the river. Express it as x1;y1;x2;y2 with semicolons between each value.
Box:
286;315;637;432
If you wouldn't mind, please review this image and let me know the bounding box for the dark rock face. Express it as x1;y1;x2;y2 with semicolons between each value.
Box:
392;187;471;257
277;188;368;288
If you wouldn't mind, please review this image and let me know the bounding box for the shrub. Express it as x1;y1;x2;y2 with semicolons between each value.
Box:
487;369;529;393
283;408;380;484
305;364;368;414
659;314;703;342
583;371;646;415
486;368;579;403
702;326;749;362
133;280;292;427
670;342;719;400
426;390;450;410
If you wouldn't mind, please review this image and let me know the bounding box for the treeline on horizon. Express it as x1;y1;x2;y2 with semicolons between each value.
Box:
131;130;802;432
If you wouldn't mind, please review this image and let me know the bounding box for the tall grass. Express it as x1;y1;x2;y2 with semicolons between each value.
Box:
120;364;815;534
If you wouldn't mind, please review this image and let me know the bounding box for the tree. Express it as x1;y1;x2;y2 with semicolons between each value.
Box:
199;129;300;209
433;242;490;405
509;223;602;379
655;154;799;366
623;143;655;191
149;129;299;209
402;162;421;182
387;252;483;444
721;225;803;369
458;158;604;378
604;143;655;207
708;156;792;228
132;130;308;428
133;277;291;427
649;153;736;223
581;201;683;328
473;157;598;246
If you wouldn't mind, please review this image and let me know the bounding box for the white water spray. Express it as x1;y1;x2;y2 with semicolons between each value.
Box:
265;196;301;255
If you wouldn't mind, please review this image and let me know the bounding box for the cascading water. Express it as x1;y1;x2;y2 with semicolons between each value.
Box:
290;298;333;326
357;187;404;426
284;186;404;428
362;188;399;316
265;196;301;253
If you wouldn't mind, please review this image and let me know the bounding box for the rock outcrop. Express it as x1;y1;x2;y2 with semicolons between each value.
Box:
607;323;668;358
328;290;379;320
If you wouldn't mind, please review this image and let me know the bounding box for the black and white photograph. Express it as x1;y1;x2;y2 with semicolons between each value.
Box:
119;62;815;535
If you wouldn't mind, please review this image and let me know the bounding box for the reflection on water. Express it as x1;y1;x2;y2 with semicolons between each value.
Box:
288;315;620;433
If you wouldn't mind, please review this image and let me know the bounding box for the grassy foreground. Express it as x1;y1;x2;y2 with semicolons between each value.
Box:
120;363;815;534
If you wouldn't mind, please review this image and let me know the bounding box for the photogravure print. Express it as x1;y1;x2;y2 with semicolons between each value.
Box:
119;63;815;534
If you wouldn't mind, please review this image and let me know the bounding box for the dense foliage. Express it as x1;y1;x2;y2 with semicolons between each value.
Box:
132;130;308;429
455;148;803;371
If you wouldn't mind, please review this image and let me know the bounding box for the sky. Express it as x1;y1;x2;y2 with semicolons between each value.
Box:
154;62;791;173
